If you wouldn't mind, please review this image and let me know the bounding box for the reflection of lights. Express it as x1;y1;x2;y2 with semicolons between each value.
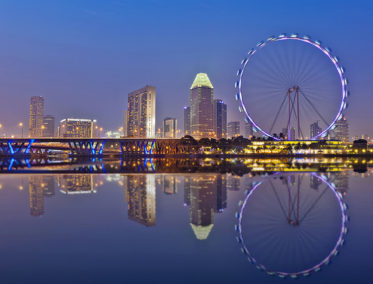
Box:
0;184;2;189
19;185;24;190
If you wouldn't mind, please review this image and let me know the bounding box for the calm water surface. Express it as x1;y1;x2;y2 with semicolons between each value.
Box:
0;159;372;284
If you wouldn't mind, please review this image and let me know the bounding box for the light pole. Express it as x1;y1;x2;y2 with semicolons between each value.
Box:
18;122;24;138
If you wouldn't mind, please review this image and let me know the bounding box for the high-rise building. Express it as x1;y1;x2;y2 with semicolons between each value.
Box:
163;117;177;138
29;96;44;137
213;99;227;139
190;73;214;139
124;175;156;226
310;121;322;138
333;116;349;142
127;86;156;138
245;122;253;138
42;115;55;137
123;110;128;137
228;121;240;138
57;118;97;138
183;106;191;136
184;174;227;240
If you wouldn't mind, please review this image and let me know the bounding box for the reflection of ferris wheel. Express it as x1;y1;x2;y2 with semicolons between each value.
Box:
235;34;349;140
235;173;348;278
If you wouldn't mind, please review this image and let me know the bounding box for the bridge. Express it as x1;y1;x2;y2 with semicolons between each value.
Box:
0;138;193;157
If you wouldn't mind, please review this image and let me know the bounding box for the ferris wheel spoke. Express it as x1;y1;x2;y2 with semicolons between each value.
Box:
299;186;329;223
269;93;288;134
268;179;288;219
299;90;329;127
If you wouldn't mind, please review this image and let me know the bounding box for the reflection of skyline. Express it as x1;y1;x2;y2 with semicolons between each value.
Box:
157;175;178;195
184;175;227;240
28;176;56;216
124;175;156;227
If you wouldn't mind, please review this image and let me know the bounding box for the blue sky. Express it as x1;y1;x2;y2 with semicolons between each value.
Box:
0;0;372;136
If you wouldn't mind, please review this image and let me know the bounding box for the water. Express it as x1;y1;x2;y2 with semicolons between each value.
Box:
0;158;372;284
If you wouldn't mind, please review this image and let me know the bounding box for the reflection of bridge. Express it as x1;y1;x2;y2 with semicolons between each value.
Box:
0;157;369;173
0;138;190;157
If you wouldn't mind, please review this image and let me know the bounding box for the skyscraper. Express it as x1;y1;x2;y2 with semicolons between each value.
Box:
29;96;44;137
333;116;349;142
310;121;322;138
228;121;240;138
213;99;227;139
127;86;156;138
190;73;213;139
163;117;177;138
42;115;55;137
183;106;190;136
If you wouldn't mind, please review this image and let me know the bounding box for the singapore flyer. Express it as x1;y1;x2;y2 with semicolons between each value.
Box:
235;173;348;278
235;34;349;140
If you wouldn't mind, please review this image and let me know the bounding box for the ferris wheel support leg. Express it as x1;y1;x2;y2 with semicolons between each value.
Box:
296;89;300;140
287;91;291;140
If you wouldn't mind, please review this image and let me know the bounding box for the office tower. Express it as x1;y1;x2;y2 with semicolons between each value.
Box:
127;86;156;138
28;176;44;216
124;175;156;226
290;127;296;140
245;122;253;138
29;96;44;137
123;110;128;137
310;121;322;138
42;115;55;137
190;73;214;139
333;116;349;142
228;121;240;138
184;106;191;136
163;117;177;138
57;118;97;138
184;174;227;240
213;99;227;139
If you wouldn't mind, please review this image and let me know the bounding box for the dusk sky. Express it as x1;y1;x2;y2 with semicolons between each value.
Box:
0;0;372;137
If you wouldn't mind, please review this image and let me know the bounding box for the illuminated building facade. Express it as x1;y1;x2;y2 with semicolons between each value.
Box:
163;117;177;138
213;99;227;139
184;106;191;136
245;122;253;138
29;96;44;137
42;115;55;137
124;175;156;226
127;86;156;138
184;174;227;240
228;121;240;138
58;175;98;194
333;116;349;142
57;118;96;138
310;121;322;138
190;73;214;139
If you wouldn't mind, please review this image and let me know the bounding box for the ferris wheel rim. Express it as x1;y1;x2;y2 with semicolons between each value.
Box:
235;173;348;278
235;34;348;140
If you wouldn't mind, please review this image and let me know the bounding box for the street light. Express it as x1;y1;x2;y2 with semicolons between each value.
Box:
41;125;45;137
18;122;24;138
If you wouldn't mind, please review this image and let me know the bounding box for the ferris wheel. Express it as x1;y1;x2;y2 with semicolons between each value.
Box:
235;173;348;278
235;34;349;140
